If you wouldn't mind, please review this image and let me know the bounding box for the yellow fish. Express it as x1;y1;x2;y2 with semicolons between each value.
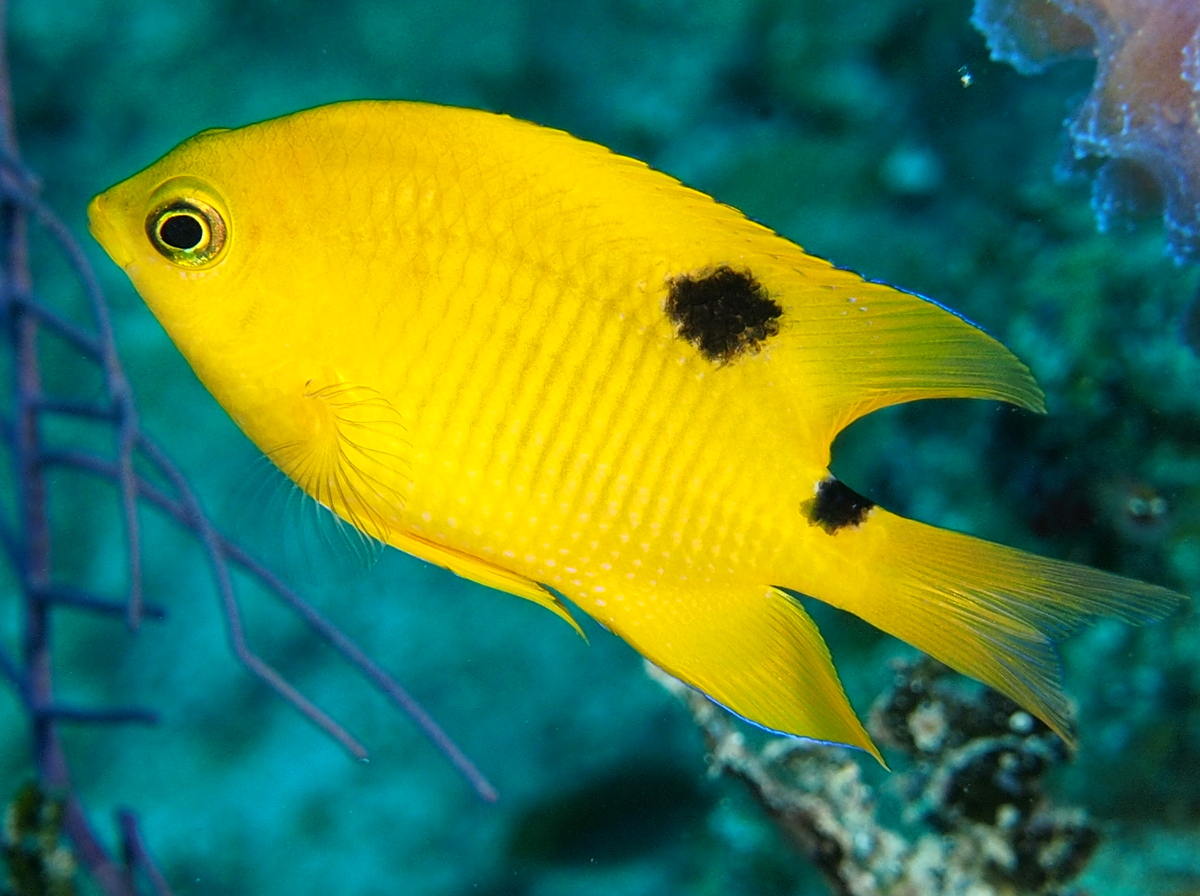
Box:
88;101;1184;761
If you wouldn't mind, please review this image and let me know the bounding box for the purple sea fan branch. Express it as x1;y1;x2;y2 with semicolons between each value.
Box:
0;0;493;892
0;71;492;784
0;133;145;630
38;436;498;801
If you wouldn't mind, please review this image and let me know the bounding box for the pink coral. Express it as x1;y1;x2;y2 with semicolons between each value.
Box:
973;0;1200;263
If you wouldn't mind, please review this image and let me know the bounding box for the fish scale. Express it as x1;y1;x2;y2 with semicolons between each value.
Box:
436;259;734;587
89;100;1187;761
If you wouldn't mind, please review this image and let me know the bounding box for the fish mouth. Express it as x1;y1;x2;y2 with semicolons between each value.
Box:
86;192;132;269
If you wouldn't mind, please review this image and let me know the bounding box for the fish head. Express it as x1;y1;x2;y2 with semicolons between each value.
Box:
91;150;258;444
87;128;253;355
86;121;343;426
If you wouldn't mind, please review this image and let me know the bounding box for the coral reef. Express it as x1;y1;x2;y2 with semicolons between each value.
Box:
651;656;1099;896
972;0;1200;262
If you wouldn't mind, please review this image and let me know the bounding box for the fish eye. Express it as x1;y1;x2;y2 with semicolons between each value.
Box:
146;198;227;266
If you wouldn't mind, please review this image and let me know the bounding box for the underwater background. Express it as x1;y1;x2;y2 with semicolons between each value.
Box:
1;0;1198;894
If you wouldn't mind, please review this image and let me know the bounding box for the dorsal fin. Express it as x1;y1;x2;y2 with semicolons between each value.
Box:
481;112;1045;440
760;254;1045;440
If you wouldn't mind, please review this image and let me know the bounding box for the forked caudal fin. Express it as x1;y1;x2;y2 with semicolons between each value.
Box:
799;505;1187;748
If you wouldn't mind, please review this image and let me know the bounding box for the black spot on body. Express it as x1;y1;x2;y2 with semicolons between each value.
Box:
666;266;782;363
804;477;876;534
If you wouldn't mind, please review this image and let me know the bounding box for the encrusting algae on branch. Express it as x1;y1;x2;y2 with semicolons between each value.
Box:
650;657;1101;896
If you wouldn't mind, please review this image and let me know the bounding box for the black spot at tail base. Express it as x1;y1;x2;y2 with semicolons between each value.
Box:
804;477;875;534
666;266;782;364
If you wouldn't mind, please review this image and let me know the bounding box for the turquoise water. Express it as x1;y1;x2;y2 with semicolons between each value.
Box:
2;1;1198;894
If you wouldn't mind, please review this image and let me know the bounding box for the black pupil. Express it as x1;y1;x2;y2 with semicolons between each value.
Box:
159;213;204;250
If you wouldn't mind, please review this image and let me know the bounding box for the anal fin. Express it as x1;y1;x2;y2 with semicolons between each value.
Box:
586;581;881;762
